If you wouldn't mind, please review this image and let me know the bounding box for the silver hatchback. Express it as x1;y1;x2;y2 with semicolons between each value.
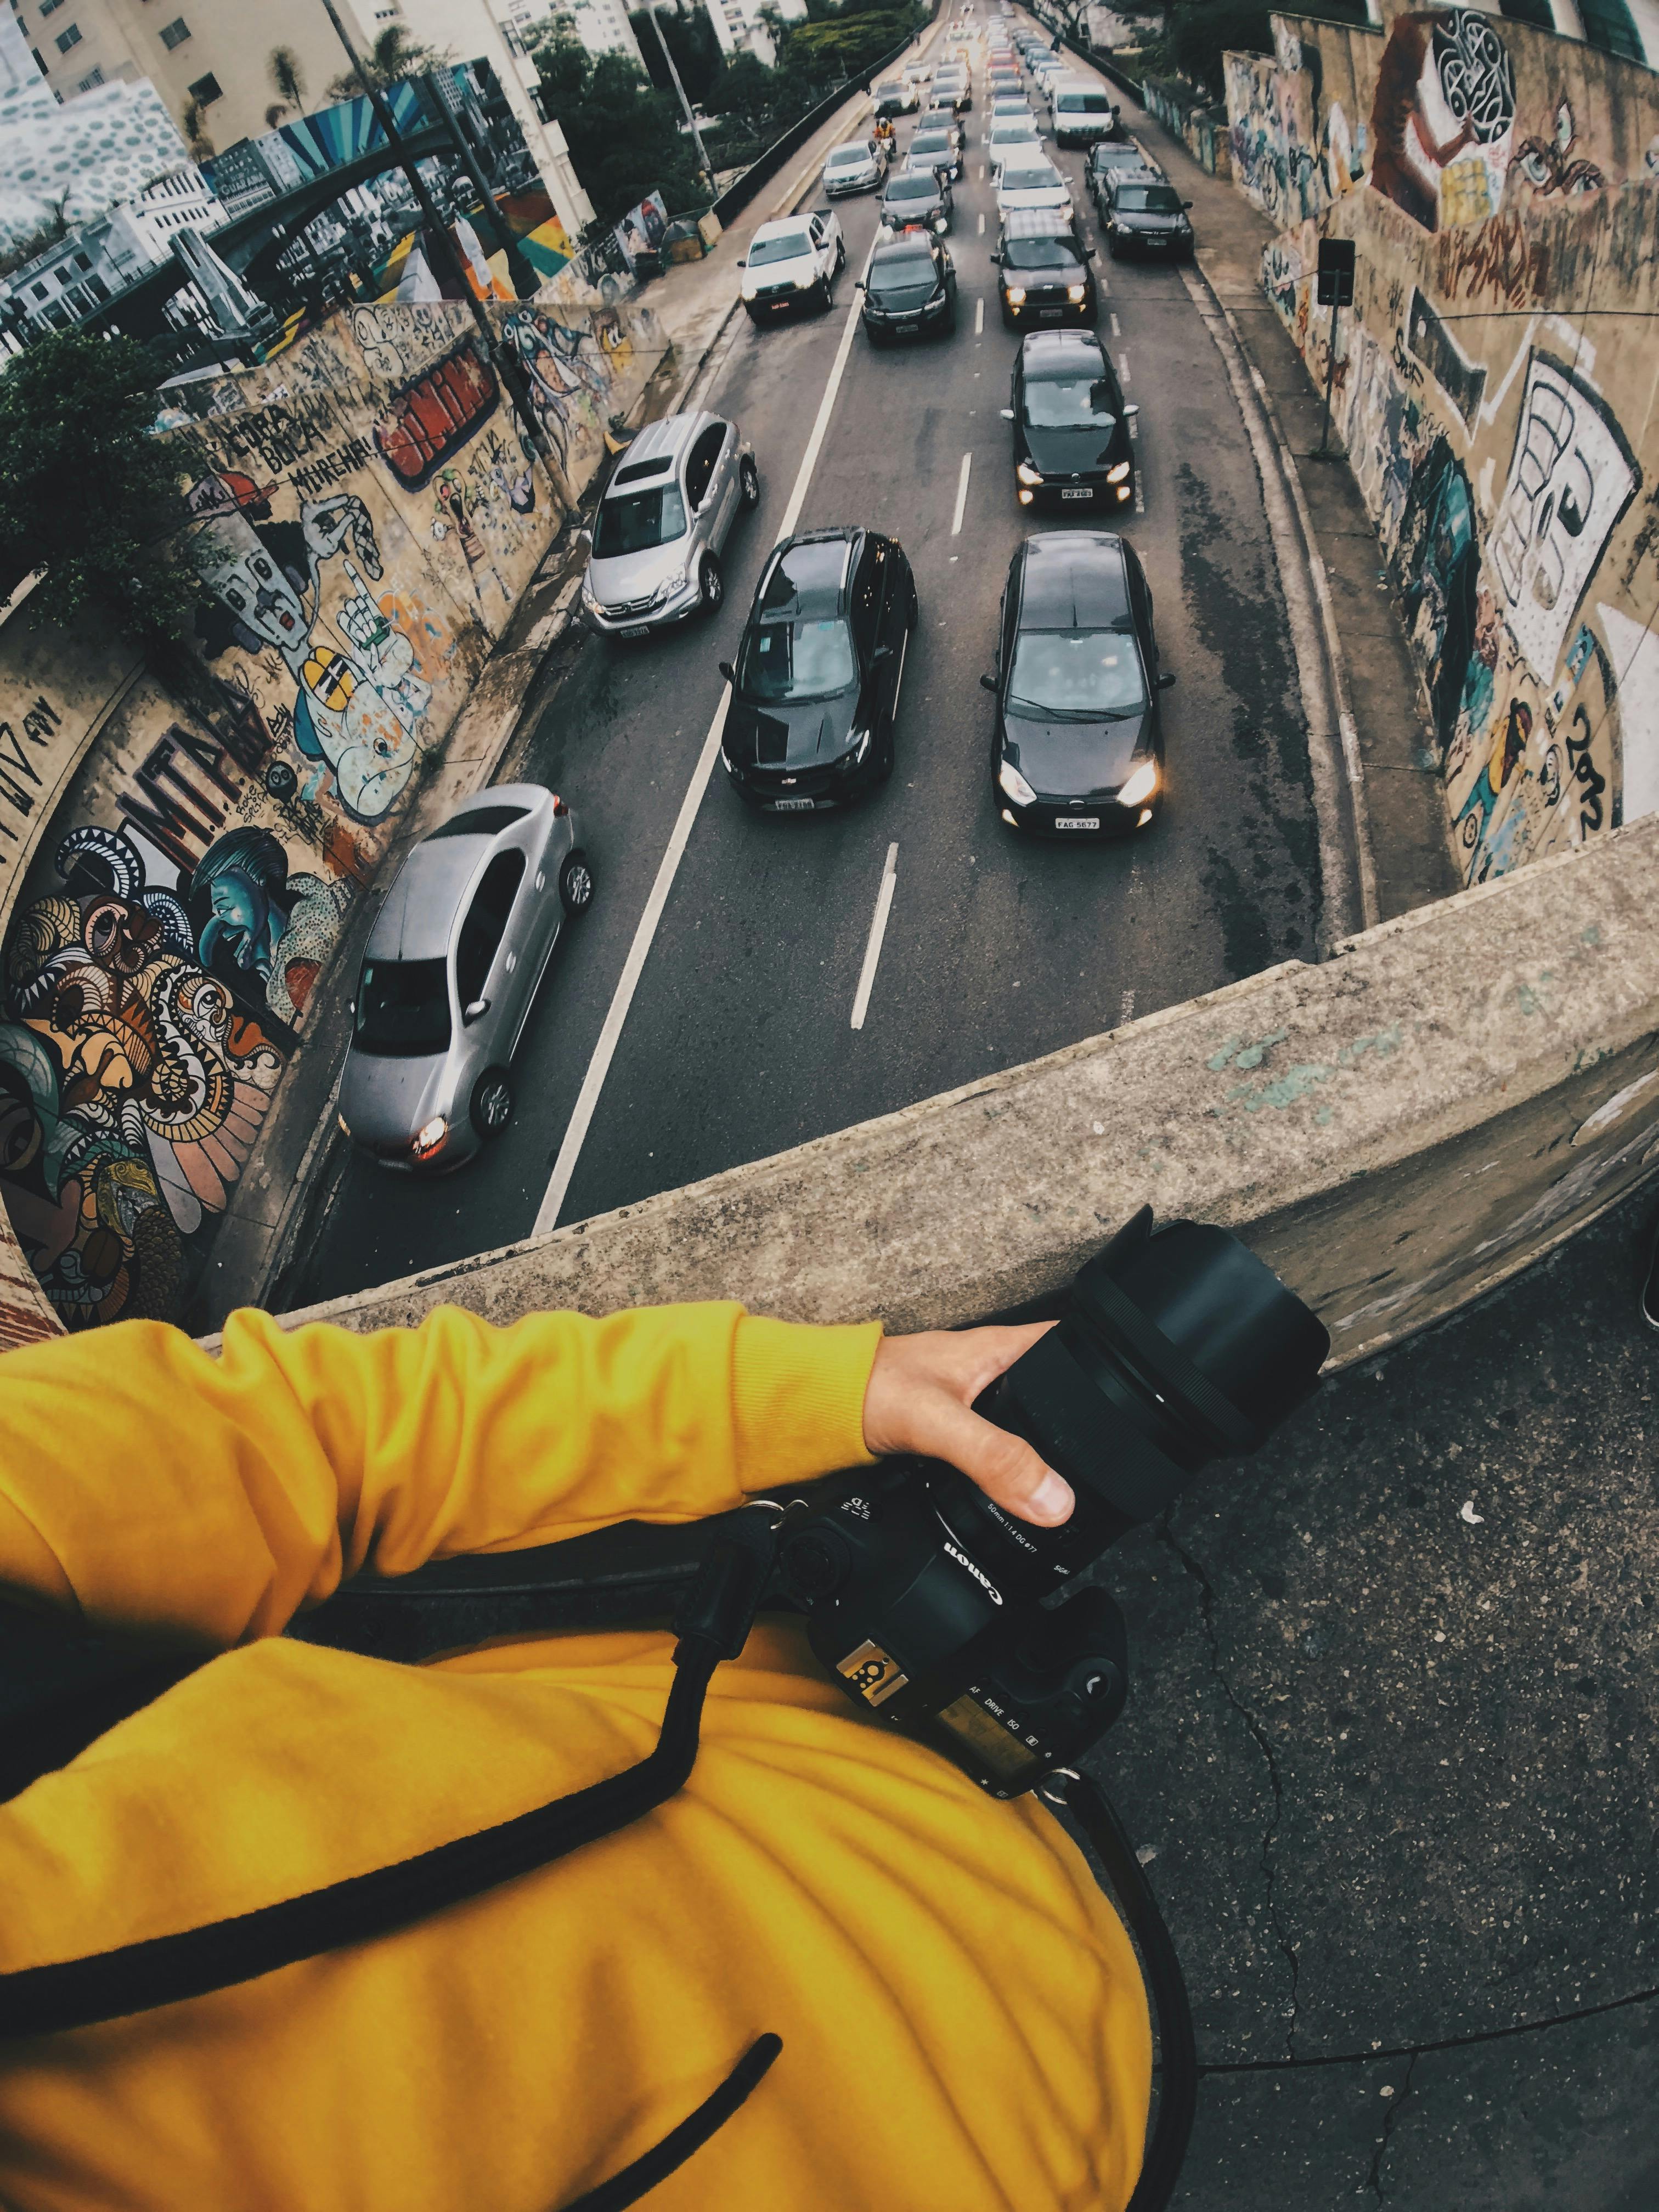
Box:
581;409;759;638
338;785;591;1172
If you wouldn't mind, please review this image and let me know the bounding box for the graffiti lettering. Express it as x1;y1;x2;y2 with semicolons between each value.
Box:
1567;703;1606;834
1407;287;1487;429
289;437;375;500
373;339;499;491
0;697;67;856
117;726;243;876
1391;327;1425;387
1435;213;1548;309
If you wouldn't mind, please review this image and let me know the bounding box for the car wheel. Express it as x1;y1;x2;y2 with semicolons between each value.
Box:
740;455;760;510
471;1068;514;1143
907;576;919;629
814;275;832;313
836;237;847;273
699;551;724;614
874;724;896;784
558;848;594;916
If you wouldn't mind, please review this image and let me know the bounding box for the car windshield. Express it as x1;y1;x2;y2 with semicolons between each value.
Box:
1059;91;1113;111
594;483;688;556
1005;236;1080;270
1023;371;1115;430
354;957;452;1058
826;146;867;168
737;616;857;704
1003;165;1059;190
872;250;936;290
888;174;937;200
912;132;951;151
1007;629;1146;719
749;229;812;266
1116;184;1183;213
992;122;1037;138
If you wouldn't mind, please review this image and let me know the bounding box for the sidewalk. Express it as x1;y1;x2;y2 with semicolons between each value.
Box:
1099;76;1462;928
190;61;942;1334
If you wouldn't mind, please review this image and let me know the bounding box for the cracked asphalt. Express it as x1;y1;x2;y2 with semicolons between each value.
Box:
1070;1179;1659;2206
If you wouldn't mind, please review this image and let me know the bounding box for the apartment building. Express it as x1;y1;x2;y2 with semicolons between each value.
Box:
701;0;804;67
494;0;645;69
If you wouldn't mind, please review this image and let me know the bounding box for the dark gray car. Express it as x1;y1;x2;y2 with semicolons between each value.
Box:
881;168;953;235
338;785;591;1171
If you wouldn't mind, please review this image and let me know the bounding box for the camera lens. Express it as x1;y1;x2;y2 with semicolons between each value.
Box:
933;1208;1329;1591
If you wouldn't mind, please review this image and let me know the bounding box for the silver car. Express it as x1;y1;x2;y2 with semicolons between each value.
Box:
338;785;591;1172
581;410;759;638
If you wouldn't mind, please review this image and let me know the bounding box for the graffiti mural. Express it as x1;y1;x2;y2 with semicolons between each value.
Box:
1368;10;1516;232
373;336;501;491
1234;8;1658;890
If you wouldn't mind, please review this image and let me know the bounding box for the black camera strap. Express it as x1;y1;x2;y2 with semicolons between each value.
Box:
0;1510;780;2043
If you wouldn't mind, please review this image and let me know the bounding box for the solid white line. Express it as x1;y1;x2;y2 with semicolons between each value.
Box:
978;210;985;233
850;843;899;1031
951;450;972;534
975;294;984;334
533;242;880;1238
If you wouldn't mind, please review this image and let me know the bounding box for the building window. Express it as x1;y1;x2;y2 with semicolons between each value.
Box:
187;69;219;101
72;250;90;270
75;64;101;87
30;280;47;300
53;21;80;49
157;14;189;47
40;0;64;13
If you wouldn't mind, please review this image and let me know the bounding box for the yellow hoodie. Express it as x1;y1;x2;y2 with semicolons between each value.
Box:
0;1300;1150;2211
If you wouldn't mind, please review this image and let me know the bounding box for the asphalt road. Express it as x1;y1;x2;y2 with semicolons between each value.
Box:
291;32;1327;1307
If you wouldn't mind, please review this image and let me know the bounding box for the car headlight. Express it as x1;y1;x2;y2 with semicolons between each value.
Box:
841;727;871;768
794;270;816;290
934;216;948;232
652;567;688;603
1016;459;1043;486
1066;283;1087;302
580;576;600;608
1106;460;1131;484
1005;284;1027;304
412;1115;448;1161
1118;760;1159;809
998;758;1037;806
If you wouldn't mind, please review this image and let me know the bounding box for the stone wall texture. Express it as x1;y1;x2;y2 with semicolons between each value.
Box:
0;293;663;1339
1226;4;1659;891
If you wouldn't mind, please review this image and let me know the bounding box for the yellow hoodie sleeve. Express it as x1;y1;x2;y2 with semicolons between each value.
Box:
0;1301;883;1647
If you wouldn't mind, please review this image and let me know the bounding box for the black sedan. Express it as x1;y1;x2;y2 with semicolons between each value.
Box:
1100;173;1195;258
881;168;953;235
720;527;918;811
981;532;1173;838
995;210;1097;329
860;234;957;345
1002;330;1136;513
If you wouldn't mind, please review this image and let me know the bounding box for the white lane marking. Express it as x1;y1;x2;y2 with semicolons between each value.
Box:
1119;357;1131;385
978;210;986;234
1134;477;1145;516
1120;987;1136;1025
1110;312;1121;337
534;240;881;1238
975;294;985;334
850;844;899;1031
951;450;972;535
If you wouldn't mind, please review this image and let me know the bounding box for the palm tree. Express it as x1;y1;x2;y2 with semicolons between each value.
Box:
268;45;306;115
182;98;215;161
326;26;445;102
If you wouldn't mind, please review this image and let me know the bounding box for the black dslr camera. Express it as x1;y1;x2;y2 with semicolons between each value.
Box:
769;1207;1329;1797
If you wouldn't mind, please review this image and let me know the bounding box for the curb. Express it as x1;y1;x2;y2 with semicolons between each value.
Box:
1184;255;1381;933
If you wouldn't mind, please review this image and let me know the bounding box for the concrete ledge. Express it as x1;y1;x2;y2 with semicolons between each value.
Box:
280;816;1659;1362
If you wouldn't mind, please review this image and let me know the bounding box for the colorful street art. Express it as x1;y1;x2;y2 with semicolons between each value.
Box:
1230;8;1659;890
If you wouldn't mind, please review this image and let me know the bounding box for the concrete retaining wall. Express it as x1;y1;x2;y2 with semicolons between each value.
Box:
274;813;1659;1373
0;292;663;1339
1142;78;1234;180
1224;4;1659;893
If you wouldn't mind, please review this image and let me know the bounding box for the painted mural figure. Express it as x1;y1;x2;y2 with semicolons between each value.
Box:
1369;10;1515;231
1454;696;1532;876
190;471;432;823
188;826;354;1027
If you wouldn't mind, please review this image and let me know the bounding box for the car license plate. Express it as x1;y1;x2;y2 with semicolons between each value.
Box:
1061;487;1092;501
618;624;650;640
1040;307;1063;319
1056;816;1100;830
773;797;816;812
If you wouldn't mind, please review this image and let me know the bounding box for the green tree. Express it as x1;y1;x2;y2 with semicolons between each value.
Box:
630;5;724;106
267;44;306;117
532;38;704;223
326;25;445;104
0;331;196;650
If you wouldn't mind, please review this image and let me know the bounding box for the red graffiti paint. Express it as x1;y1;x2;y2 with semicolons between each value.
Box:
373;339;500;490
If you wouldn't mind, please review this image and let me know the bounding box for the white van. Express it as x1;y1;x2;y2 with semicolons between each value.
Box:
1052;83;1120;147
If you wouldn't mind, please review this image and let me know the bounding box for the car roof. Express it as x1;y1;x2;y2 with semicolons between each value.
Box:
751;216;815;242
871;234;936;263
1003;207;1081;240
600;410;712;493
1021;328;1109;376
1018;533;1131;630
757;530;859;621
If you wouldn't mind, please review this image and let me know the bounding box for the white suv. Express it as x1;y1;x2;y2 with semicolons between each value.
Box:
741;211;846;321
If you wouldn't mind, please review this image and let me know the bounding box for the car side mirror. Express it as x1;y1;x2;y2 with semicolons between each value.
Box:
1085;245;1097;258
855;278;866;289
1124;402;1139;419
872;642;894;662
1183;200;1194;210
736;255;747;267
979;672;997;692
348;998;356;1015
990;250;1002;264
464;997;490;1023
1158;671;1176;690
1000;407;1015;420
719;660;736;683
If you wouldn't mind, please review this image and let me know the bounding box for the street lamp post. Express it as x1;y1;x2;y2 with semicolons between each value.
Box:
648;5;715;199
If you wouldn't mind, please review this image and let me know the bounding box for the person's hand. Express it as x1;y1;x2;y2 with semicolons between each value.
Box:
861;1325;1074;1527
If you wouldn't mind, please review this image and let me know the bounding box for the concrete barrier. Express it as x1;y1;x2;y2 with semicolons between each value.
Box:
276;814;1659;1368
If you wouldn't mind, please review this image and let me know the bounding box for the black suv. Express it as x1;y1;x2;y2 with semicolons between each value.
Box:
719;528;919;811
994;210;1097;330
1002;329;1137;514
1099;171;1195;258
1087;141;1159;219
860;233;958;345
